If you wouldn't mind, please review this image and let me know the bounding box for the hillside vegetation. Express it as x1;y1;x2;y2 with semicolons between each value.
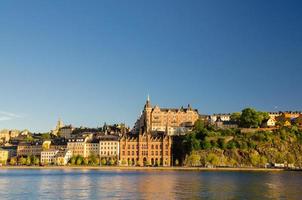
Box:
173;120;302;168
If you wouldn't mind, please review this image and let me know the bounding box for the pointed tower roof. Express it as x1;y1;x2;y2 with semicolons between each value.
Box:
144;94;151;109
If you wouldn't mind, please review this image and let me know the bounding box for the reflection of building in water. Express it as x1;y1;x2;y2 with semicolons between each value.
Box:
128;173;175;199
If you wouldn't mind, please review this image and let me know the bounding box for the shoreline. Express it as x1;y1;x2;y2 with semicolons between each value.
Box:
0;166;291;172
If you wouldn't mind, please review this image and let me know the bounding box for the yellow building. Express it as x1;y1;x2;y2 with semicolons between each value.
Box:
67;133;97;158
0;149;9;164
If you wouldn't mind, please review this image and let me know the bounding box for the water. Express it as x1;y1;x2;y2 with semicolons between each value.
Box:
0;169;301;200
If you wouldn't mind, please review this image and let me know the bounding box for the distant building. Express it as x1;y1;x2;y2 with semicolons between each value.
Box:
58;125;74;139
132;96;199;136
214;117;238;129
0;129;21;143
51;119;64;136
209;114;231;124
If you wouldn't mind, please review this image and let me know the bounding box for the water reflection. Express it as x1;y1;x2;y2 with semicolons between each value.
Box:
0;169;301;200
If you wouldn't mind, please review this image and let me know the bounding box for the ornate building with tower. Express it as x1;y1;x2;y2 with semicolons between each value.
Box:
132;96;200;136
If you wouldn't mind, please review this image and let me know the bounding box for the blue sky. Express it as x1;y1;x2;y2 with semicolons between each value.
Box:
0;0;301;132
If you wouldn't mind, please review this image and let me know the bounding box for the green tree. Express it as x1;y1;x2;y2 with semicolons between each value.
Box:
70;156;76;165
201;140;212;149
186;153;201;167
76;156;83;165
217;138;227;149
33;156;40;165
230;112;241;124
250;153;260;166
258;112;270;127
240;108;260;128
194;119;205;133
83;157;89;165
109;158;116;166
206;153;219;166
260;156;268;167
89;154;98;165
121;159;127;165
101;158;107;165
26;156;31;166
10;157;17;166
41;133;51;140
183;133;201;154
128;159;133;166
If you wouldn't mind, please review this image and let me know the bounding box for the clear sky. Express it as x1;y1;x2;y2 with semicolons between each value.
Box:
0;0;301;132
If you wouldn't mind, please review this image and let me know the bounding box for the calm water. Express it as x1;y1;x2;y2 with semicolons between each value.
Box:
0;169;301;200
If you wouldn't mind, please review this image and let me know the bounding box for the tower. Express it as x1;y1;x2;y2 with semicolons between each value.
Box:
143;95;152;133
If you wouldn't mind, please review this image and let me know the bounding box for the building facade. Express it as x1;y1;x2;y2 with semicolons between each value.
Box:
0;149;9;164
119;131;172;166
133;97;199;136
17;141;51;157
41;149;59;164
99;135;119;160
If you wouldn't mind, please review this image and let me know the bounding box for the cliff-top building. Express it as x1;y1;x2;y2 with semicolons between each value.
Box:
132;96;200;136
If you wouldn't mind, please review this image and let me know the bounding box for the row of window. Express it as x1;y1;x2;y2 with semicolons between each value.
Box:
121;151;168;156
122;144;168;150
100;151;117;155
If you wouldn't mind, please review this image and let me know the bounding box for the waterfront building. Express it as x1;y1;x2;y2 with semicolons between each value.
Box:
17;141;51;157
0;149;9;164
132;96;199;136
55;149;72;165
119;131;172;166
99;135;119;160
67;133;96;158
41;149;72;165
85;139;99;157
1;146;17;158
41;149;59;164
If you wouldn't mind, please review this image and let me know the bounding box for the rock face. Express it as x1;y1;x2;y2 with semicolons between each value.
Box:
183;127;302;168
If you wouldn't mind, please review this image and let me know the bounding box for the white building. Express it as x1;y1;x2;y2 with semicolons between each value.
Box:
55;149;72;165
41;149;59;164
99;135;119;160
41;149;72;165
209;114;231;124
